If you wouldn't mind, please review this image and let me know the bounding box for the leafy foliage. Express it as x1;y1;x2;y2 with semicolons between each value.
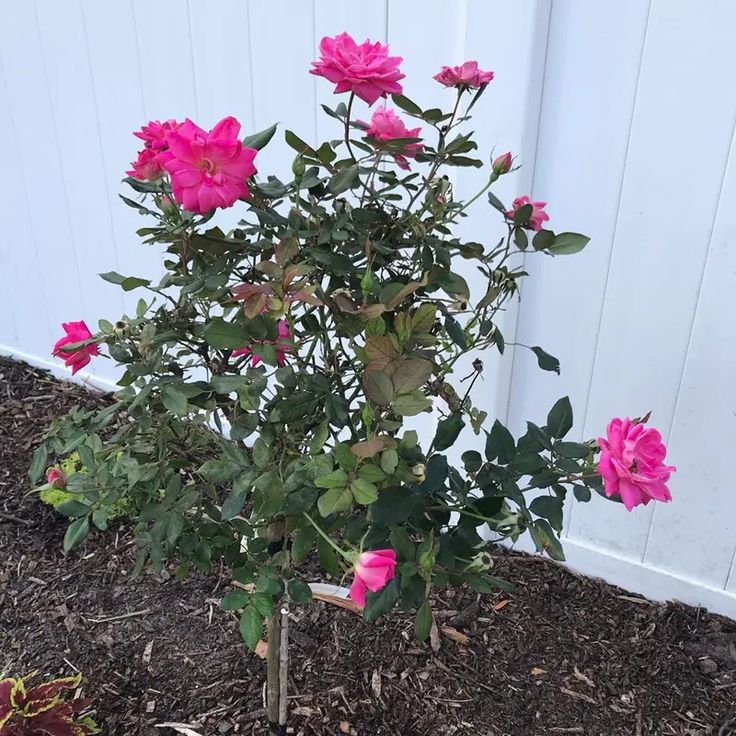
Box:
34;79;603;648
0;673;98;736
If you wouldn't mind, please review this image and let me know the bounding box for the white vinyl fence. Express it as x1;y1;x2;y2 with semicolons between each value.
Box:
0;0;734;618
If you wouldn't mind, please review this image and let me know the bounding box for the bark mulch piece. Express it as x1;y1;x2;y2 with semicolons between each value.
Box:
1;355;735;735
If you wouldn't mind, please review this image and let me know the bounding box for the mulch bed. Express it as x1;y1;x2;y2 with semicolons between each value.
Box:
1;355;735;736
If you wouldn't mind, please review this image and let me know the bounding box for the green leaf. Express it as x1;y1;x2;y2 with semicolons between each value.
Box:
315;468;348;490
199;458;241;483
393;391;432;416
380;449;399;475
221;485;250;520
363;371;395;405
547;397;573;439
485;419;515;463
389;527;414;560
444;315;467;349
350;478;378;505
415;600;432;643
317;486;353;516
433;414;465;452
531;346;560;374
161;386;188;416
529;496;564;532
251;592;275;617
239;606;263;650
288;578;313;603
284;129;315;155
573;484;592;503
242;123;278;150
29;445;48;483
363;578;400;622
328;164;359;195
530;519;565;561
555;441;591;459
210;375;249;393
317;534;341;576
532;229;554;251
461;450;483;473
487;191;506;212
121;276;151;292
203;318;250;349
63;516;89;553
292;526;317;564
391;93;422;115
56;499;90;518
221;589;249;611
392;358;434;394
252;438;270;469
548;232;590;255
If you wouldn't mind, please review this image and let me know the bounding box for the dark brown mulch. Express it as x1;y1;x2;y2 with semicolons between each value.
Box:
1;356;735;736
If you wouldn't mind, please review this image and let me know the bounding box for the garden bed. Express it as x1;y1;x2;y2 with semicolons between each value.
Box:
1;356;734;736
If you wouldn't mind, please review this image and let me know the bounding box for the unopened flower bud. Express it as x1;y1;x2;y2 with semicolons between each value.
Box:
411;463;426;483
492;151;513;176
360;269;375;294
160;194;178;217
292;155;305;178
46;467;67;489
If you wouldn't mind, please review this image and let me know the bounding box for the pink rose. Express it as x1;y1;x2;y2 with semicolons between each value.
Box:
46;467;67;489
492;151;513;176
348;549;397;607
158;116;258;215
134;119;180;152
597;418;676;511
126;147;164;181
232;319;292;367
433;61;494;89
506;195;549;232
310;32;405;106
52;321;100;375
361;107;423;170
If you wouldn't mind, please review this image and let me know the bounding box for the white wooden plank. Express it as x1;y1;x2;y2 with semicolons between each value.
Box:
505;0;651;538
643;125;736;587
0;59;49;354
34;0;127;383
568;0;736;557
0;3;86;364
248;0;317;180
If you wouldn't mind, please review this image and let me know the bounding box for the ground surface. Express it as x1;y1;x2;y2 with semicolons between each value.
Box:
1;356;735;736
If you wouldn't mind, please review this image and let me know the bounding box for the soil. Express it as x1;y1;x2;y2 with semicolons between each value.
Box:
1;355;735;736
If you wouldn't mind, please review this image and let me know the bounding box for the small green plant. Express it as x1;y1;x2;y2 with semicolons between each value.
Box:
0;673;98;736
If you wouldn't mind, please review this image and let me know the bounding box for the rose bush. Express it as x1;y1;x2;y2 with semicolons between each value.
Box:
31;31;674;732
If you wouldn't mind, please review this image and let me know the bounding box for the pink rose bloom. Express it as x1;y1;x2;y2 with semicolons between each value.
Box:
158;116;258;215
52;321;100;375
232;319;292;367
126;147;164;181
434;61;494;89
362;107;423;170
597;418;676;511
506;195;550;231
348;549;397;607
310;32;405;106
492;151;513;176
46;467;67;489
134;119;180;152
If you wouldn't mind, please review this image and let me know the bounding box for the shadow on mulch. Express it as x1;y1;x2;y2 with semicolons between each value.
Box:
1;356;735;736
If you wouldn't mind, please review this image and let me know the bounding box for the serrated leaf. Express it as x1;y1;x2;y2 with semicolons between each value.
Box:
363;371;395;405
221;589;249;611
203;318;250;349
329;164;359;195
350;477;378;505
162;386;188;416
433;414;465;452
239;606;263;649
63;516;89;553
547;397;573;439
317;486;353;516
242;123;277;150
415;600;432;642
393;391;432;416
485;419;515;463
29;445;48;483
363;578;400;622
288;578;313;603
548;232;590;255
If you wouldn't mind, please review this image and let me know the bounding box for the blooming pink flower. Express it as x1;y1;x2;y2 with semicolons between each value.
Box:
127;147;165;181
46;467;67;489
134;119;180;152
434;61;494;89
232;319;292;367
348;549;397;607
506;195;549;231
361;107;423;170
597;418;676;511
158;116;258;215
52;321;100;375
492;151;513;176
310;32;405;106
